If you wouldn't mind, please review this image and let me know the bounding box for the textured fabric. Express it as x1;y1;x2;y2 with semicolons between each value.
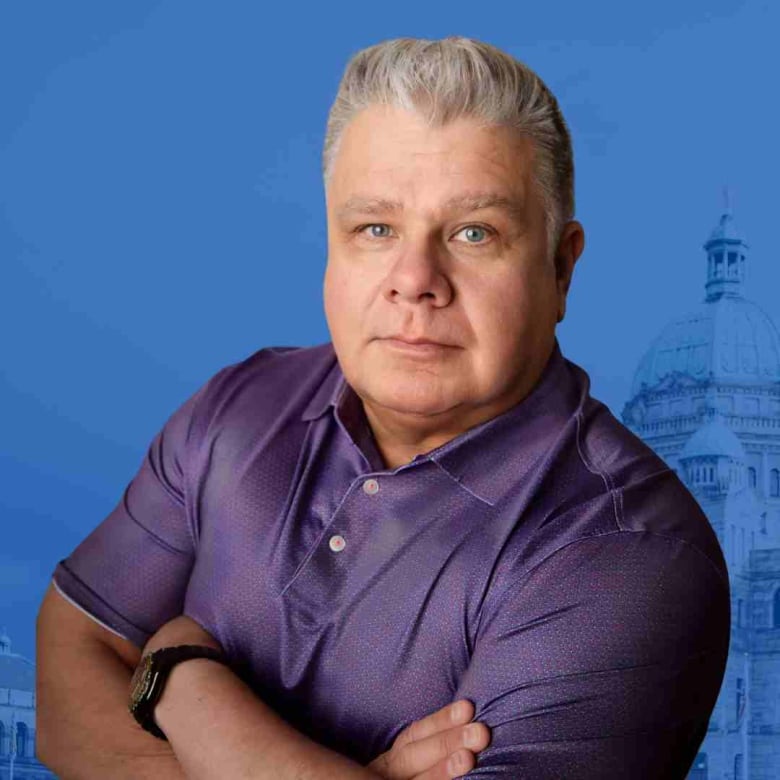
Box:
52;339;730;777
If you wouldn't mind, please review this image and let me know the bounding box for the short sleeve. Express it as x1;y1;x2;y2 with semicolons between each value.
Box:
52;378;212;648
452;531;730;779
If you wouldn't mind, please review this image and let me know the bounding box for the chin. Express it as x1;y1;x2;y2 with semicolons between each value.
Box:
360;373;458;415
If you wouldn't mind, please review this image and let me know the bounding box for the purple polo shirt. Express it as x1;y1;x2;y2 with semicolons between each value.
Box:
52;339;730;778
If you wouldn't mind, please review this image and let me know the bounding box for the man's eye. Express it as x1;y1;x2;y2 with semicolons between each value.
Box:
356;223;494;245
453;225;494;245
358;224;393;238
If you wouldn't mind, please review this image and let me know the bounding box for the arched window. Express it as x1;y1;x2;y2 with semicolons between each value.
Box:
774;589;780;628
748;467;757;488
15;721;27;758
689;752;708;780
771;468;780;497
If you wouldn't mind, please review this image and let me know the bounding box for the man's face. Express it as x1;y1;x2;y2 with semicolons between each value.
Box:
323;103;579;438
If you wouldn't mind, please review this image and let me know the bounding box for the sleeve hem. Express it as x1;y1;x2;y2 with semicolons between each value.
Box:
52;564;151;648
51;577;130;641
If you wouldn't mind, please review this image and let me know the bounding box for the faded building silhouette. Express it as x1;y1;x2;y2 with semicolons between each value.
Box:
0;629;56;779
623;205;780;779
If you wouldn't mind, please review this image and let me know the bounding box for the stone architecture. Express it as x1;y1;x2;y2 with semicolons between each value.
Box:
0;629;55;779
622;205;780;779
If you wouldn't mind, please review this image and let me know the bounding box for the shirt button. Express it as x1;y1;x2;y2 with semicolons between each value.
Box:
363;478;380;495
329;534;346;552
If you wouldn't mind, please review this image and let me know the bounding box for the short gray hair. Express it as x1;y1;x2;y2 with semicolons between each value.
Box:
323;36;575;259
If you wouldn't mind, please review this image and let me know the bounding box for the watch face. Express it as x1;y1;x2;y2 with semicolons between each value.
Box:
129;654;154;712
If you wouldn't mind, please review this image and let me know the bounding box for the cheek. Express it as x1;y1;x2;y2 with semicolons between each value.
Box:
465;277;549;369
324;263;365;337
472;279;531;335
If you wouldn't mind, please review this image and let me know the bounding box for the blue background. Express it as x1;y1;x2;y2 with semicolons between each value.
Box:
1;0;777;673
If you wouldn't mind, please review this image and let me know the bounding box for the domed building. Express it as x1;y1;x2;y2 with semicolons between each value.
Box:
0;630;56;779
622;206;780;780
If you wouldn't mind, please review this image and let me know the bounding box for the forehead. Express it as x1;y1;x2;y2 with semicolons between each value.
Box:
326;104;535;212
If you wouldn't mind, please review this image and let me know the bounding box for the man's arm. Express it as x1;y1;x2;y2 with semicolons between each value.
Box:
38;585;488;780
36;583;186;779
451;531;730;778
156;657;382;780
136;612;381;780
37;585;381;779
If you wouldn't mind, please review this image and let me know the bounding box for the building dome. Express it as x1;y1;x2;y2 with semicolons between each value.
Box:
0;628;34;690
0;652;34;691
630;296;780;397
679;416;746;462
630;206;780;397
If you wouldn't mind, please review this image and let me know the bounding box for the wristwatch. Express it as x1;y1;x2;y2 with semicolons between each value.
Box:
128;645;228;739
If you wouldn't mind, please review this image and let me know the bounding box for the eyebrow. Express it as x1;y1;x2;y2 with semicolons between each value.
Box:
336;191;526;223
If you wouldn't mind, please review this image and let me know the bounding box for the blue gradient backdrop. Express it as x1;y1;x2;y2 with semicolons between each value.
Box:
1;0;778;774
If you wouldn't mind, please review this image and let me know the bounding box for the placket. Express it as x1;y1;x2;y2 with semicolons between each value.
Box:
280;466;435;627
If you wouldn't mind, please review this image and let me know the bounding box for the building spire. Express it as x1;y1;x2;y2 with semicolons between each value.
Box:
704;189;749;302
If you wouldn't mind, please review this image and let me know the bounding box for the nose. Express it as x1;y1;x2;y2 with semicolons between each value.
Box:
382;236;453;308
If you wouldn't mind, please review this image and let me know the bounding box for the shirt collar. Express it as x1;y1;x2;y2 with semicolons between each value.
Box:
301;339;585;506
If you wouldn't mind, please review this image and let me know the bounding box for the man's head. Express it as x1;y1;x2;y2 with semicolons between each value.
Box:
321;37;585;462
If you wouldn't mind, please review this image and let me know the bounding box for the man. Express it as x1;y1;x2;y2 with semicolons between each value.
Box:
36;36;730;778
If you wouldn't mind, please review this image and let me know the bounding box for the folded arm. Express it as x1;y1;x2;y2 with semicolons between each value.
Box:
143;612;381;780
36;584;380;780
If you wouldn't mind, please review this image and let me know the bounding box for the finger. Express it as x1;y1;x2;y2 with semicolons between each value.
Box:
394;700;474;750
379;721;491;780
410;748;478;780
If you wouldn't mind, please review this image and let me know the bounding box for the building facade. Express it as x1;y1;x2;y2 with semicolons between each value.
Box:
622;207;780;779
0;630;56;779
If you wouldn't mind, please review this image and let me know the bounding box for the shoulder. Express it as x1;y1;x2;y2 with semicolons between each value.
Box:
493;357;729;600
166;341;340;475
187;342;338;427
198;342;337;407
567;384;728;586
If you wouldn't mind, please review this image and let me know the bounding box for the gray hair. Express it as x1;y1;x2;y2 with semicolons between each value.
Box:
322;36;575;259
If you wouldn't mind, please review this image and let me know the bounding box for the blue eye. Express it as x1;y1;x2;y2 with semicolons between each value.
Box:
354;222;390;239
357;223;494;246
360;224;392;238
460;226;488;243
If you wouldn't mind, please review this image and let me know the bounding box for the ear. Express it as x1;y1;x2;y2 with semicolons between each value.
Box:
553;220;585;323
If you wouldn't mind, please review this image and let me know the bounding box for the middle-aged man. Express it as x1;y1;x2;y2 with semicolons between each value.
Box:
36;36;730;779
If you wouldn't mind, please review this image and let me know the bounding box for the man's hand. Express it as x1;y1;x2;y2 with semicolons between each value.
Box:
367;699;491;779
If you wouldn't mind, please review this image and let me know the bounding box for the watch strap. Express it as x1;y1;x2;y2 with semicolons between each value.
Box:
129;644;228;740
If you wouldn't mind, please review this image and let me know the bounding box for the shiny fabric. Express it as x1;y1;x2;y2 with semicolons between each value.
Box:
53;339;730;777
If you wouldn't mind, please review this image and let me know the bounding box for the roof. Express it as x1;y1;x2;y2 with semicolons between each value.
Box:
706;210;745;244
679;418;746;462
630;296;780;396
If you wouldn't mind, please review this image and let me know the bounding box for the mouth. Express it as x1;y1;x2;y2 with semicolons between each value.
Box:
381;337;455;355
383;334;452;346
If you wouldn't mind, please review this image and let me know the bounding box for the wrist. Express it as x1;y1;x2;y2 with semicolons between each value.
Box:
154;656;234;735
128;644;229;741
